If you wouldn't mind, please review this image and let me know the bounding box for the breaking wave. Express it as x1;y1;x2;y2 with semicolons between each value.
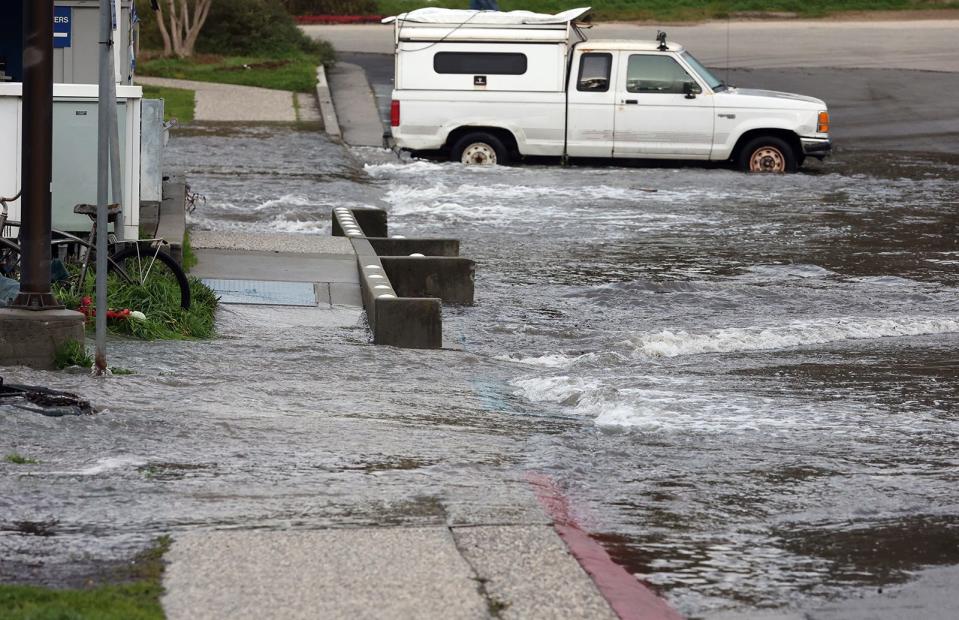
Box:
633;316;959;358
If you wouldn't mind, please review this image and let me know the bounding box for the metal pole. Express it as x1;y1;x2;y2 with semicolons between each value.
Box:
94;0;112;374
107;0;123;239
12;0;60;310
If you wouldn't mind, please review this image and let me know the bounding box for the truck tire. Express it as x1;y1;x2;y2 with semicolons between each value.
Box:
738;136;798;173
451;132;509;166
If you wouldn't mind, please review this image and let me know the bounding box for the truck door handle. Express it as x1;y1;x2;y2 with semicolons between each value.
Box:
623;99;638;104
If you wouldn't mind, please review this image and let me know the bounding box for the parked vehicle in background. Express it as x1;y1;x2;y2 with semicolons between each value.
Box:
386;7;831;172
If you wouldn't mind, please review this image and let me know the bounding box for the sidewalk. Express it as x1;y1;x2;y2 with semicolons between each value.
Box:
147;48;679;620
136;76;321;123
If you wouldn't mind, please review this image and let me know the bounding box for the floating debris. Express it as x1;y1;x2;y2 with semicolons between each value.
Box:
0;377;94;417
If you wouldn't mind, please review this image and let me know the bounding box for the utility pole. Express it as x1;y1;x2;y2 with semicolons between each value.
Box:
11;0;61;310
94;0;120;375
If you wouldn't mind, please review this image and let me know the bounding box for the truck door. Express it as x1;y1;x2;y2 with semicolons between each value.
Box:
612;53;714;159
566;52;616;158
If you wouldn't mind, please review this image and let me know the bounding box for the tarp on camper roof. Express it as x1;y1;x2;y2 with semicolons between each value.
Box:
382;7;592;26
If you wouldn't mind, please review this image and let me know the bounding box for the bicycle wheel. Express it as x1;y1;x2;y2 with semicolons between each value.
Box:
0;240;20;281
108;244;191;310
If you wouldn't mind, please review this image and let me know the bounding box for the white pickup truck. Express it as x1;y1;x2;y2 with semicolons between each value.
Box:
386;7;831;172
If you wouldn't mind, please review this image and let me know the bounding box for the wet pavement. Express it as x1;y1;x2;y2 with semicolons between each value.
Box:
2;120;958;619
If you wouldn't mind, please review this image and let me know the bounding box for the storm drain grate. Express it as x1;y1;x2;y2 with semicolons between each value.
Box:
201;279;317;307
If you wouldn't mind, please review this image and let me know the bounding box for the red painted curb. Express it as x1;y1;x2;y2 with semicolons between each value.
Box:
526;472;685;620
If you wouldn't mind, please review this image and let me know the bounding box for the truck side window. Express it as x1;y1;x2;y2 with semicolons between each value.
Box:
577;53;612;92
434;52;527;75
626;55;701;95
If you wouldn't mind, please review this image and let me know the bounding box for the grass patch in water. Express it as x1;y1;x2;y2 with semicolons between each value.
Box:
181;230;198;272
54;271;218;341
4;453;39;465
0;536;170;620
53;339;93;369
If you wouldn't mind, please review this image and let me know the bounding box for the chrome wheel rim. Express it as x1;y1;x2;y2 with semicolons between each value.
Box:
749;146;786;173
461;143;497;165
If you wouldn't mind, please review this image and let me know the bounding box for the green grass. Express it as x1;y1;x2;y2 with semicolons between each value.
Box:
4;453;39;465
375;0;959;21
53;339;93;369
181;231;198;273
140;84;196;124
138;48;335;93
0;536;170;620
54;267;218;341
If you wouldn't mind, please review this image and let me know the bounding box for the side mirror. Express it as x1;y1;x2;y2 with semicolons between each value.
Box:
683;82;698;99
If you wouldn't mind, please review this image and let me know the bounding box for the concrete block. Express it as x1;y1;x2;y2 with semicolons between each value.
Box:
381;257;475;305
374;297;442;349
331;207;387;238
157;178;187;264
368;237;460;257
0;309;86;370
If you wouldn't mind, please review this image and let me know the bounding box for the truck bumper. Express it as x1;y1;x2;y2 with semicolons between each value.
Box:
801;137;832;159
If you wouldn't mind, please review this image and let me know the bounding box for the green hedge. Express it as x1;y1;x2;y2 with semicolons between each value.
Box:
281;0;378;14
135;0;322;56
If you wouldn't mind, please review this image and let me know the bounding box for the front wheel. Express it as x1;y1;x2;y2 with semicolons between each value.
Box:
109;244;191;310
451;132;509;166
738;136;798;173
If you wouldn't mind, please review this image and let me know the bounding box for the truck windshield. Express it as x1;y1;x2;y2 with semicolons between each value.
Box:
681;52;725;91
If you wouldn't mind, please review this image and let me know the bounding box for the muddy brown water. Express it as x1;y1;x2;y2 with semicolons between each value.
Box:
2;124;958;618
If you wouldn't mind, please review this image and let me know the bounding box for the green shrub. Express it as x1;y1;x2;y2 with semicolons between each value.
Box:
281;0;378;14
135;0;321;56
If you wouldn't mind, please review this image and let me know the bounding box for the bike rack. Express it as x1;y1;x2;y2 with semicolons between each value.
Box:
331;207;474;349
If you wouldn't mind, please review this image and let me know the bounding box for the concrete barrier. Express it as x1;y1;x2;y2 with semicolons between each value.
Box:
368;238;460;257
315;66;341;140
380;257;474;305
331;207;473;349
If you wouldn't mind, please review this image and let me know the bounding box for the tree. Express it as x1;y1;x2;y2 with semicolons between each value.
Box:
154;0;214;58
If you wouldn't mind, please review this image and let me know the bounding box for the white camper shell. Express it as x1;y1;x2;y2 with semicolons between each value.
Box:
386;8;832;172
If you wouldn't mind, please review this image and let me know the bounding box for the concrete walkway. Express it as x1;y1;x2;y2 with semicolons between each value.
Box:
163;526;618;620
327;62;385;147
136;76;321;123
189;231;362;308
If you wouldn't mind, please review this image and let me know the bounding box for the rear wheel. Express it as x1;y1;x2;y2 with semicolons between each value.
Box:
451;132;509;166
738;136;798;173
109;244;191;310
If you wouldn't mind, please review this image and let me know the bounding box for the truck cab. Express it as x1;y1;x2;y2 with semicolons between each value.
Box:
387;8;831;172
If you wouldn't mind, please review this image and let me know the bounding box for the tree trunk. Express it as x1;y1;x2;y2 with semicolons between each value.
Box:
154;1;173;56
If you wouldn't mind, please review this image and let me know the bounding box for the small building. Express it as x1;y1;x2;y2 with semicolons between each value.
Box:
0;0;143;239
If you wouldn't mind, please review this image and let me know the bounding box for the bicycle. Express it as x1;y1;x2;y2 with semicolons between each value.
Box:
1;191;191;310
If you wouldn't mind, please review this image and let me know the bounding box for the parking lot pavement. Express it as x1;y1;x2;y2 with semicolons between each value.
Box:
302;18;959;72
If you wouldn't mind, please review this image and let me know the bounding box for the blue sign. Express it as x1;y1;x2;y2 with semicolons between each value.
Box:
54;6;71;49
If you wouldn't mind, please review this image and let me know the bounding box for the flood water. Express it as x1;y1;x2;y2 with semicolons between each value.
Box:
2;124;958;618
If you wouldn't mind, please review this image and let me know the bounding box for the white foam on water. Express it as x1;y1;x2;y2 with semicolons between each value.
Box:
510;373;889;434
252;193;318;211
738;264;837;280
496;352;584;369
42;455;148;477
364;160;452;178
267;217;330;235
633;315;959;358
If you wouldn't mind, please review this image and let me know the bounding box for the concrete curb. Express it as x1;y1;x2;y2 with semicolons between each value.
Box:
315;65;341;140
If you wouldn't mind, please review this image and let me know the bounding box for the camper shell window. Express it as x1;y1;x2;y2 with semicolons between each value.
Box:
433;52;528;75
